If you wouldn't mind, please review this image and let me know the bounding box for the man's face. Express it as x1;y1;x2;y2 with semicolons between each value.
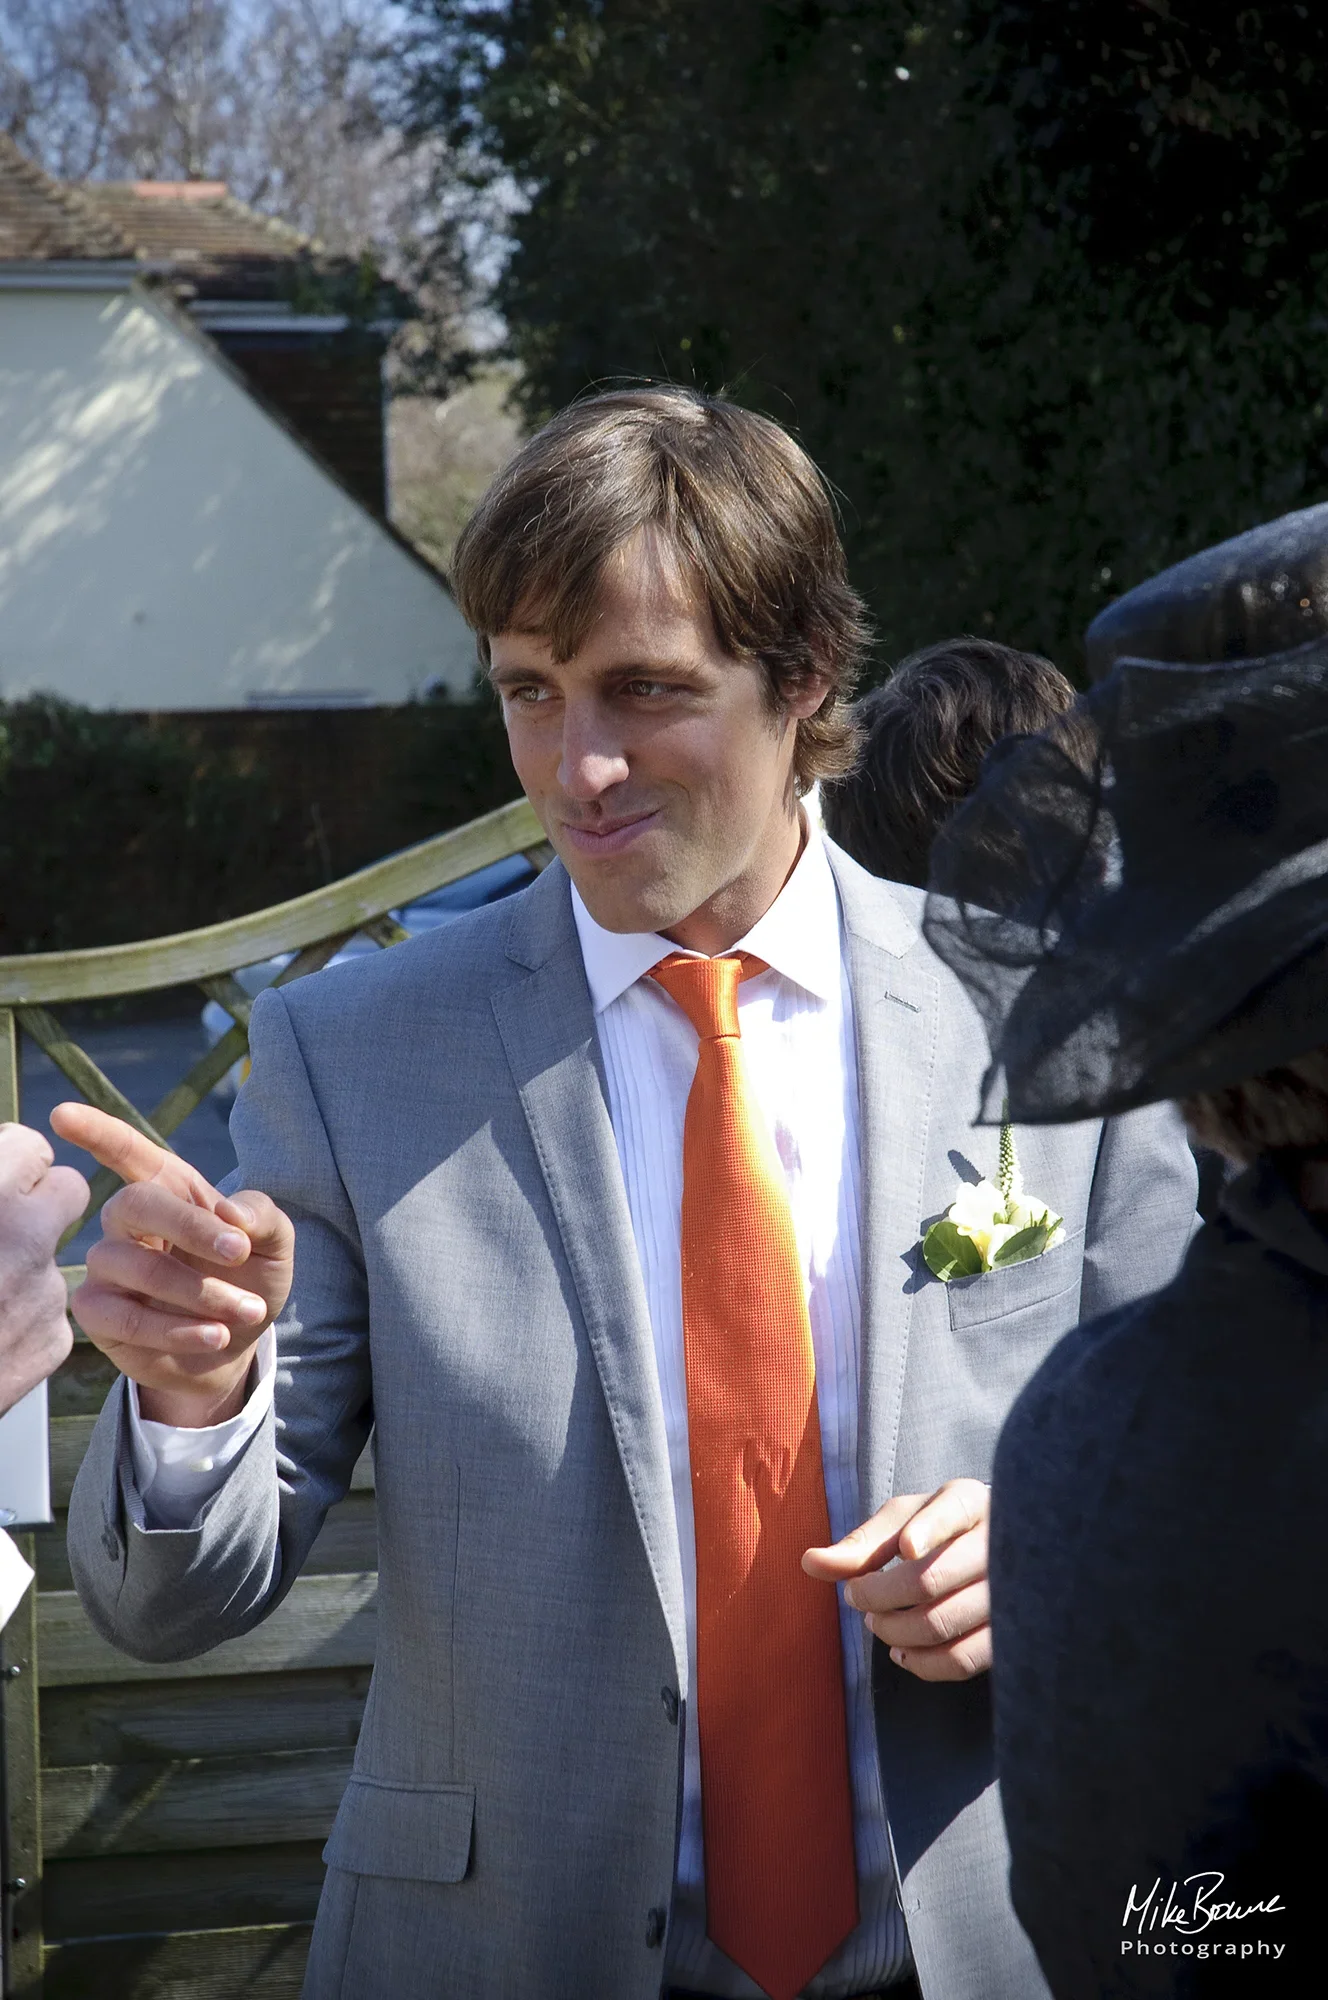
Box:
489;531;827;950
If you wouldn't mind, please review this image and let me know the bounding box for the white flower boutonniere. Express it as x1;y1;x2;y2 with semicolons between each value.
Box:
922;1118;1065;1283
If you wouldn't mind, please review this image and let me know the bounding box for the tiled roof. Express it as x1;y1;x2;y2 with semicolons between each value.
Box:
0;134;133;260
0;141;404;526
76;181;313;297
0;139;327;299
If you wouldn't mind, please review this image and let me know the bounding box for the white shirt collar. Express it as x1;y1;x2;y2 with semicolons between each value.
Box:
570;817;842;1014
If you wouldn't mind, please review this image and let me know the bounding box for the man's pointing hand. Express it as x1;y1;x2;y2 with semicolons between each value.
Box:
803;1477;993;1683
49;1103;294;1428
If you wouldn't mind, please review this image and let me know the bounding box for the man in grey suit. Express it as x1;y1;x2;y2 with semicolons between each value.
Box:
57;389;1197;2000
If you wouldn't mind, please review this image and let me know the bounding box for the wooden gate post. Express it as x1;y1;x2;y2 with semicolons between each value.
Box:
0;1578;41;2000
0;801;542;1996
0;1006;44;1998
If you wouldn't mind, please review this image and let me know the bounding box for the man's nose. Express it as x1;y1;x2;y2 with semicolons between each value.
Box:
557;705;630;799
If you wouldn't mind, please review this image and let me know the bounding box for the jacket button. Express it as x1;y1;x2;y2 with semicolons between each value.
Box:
645;1906;666;1949
660;1685;679;1725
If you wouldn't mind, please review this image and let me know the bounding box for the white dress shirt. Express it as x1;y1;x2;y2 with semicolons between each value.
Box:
129;823;910;1993
126;1331;276;1528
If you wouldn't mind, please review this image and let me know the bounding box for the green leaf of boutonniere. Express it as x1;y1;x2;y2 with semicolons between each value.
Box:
989;1217;1059;1268
922;1217;986;1282
920;1121;1065;1283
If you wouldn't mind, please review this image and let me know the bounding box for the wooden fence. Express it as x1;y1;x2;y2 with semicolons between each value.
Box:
0;797;547;1999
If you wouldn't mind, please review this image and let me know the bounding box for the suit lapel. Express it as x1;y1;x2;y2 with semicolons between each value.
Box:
828;846;940;1519
490;864;687;1681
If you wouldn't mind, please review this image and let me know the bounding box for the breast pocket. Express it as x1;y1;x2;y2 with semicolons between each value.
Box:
945;1230;1083;1333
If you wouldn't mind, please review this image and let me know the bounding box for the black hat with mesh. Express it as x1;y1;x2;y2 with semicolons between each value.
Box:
922;638;1328;1124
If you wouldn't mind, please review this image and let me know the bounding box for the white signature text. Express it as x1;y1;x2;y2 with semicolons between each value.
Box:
1122;1874;1285;1957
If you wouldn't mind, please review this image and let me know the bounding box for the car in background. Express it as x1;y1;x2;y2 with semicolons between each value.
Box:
202;852;538;1096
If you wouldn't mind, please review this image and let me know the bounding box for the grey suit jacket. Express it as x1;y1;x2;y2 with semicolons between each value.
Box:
68;844;1198;2000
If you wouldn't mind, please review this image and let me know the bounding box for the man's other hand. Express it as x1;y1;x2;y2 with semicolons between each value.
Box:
802;1477;992;1682
0;1124;89;1415
49;1103;294;1430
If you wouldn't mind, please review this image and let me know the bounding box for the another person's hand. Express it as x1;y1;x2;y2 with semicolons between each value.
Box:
803;1477;992;1682
0;1124;89;1415
49;1104;294;1429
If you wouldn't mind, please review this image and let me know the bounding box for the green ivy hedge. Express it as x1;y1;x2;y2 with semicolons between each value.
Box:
0;694;521;955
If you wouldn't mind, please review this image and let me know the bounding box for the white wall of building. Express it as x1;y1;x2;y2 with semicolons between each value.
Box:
0;283;480;708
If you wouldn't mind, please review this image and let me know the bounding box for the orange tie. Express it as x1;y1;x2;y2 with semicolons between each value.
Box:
650;951;857;2000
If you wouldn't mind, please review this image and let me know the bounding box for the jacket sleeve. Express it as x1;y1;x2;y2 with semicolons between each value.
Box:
1078;1099;1199;1325
67;982;372;1663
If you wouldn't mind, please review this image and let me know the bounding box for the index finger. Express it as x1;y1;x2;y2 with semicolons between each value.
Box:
801;1491;931;1581
50;1103;218;1206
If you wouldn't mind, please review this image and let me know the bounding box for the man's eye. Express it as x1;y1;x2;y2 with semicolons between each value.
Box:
506;684;550;704
625;679;671;698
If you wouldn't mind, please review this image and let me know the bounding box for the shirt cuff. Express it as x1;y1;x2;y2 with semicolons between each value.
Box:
126;1329;276;1530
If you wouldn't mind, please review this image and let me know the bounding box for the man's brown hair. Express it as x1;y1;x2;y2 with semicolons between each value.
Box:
450;386;871;788
822;637;1077;886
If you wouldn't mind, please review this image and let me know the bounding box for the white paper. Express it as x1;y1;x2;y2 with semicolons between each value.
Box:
0;1528;33;1631
0;1379;52;1529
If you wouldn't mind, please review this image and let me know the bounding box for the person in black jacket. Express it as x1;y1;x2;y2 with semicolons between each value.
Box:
923;642;1328;1997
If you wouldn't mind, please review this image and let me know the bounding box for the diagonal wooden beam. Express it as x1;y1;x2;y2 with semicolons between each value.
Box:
362;915;410;948
198;971;254;1029
148;1023;250;1143
18;1007;173;1153
273;932;357;985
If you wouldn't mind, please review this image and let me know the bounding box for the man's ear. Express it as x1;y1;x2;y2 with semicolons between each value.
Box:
782;665;837;721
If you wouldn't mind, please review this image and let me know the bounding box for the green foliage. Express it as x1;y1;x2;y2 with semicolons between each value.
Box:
0;695;520;953
0;699;287;953
921;1216;984;1282
989;1218;1057;1269
919;0;1328;668
276;249;413;329
398;0;1328;676
391;683;516;836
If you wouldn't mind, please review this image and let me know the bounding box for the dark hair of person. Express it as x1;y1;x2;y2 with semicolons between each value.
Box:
450;386;872;788
1181;1051;1328;1165
822;636;1077;886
